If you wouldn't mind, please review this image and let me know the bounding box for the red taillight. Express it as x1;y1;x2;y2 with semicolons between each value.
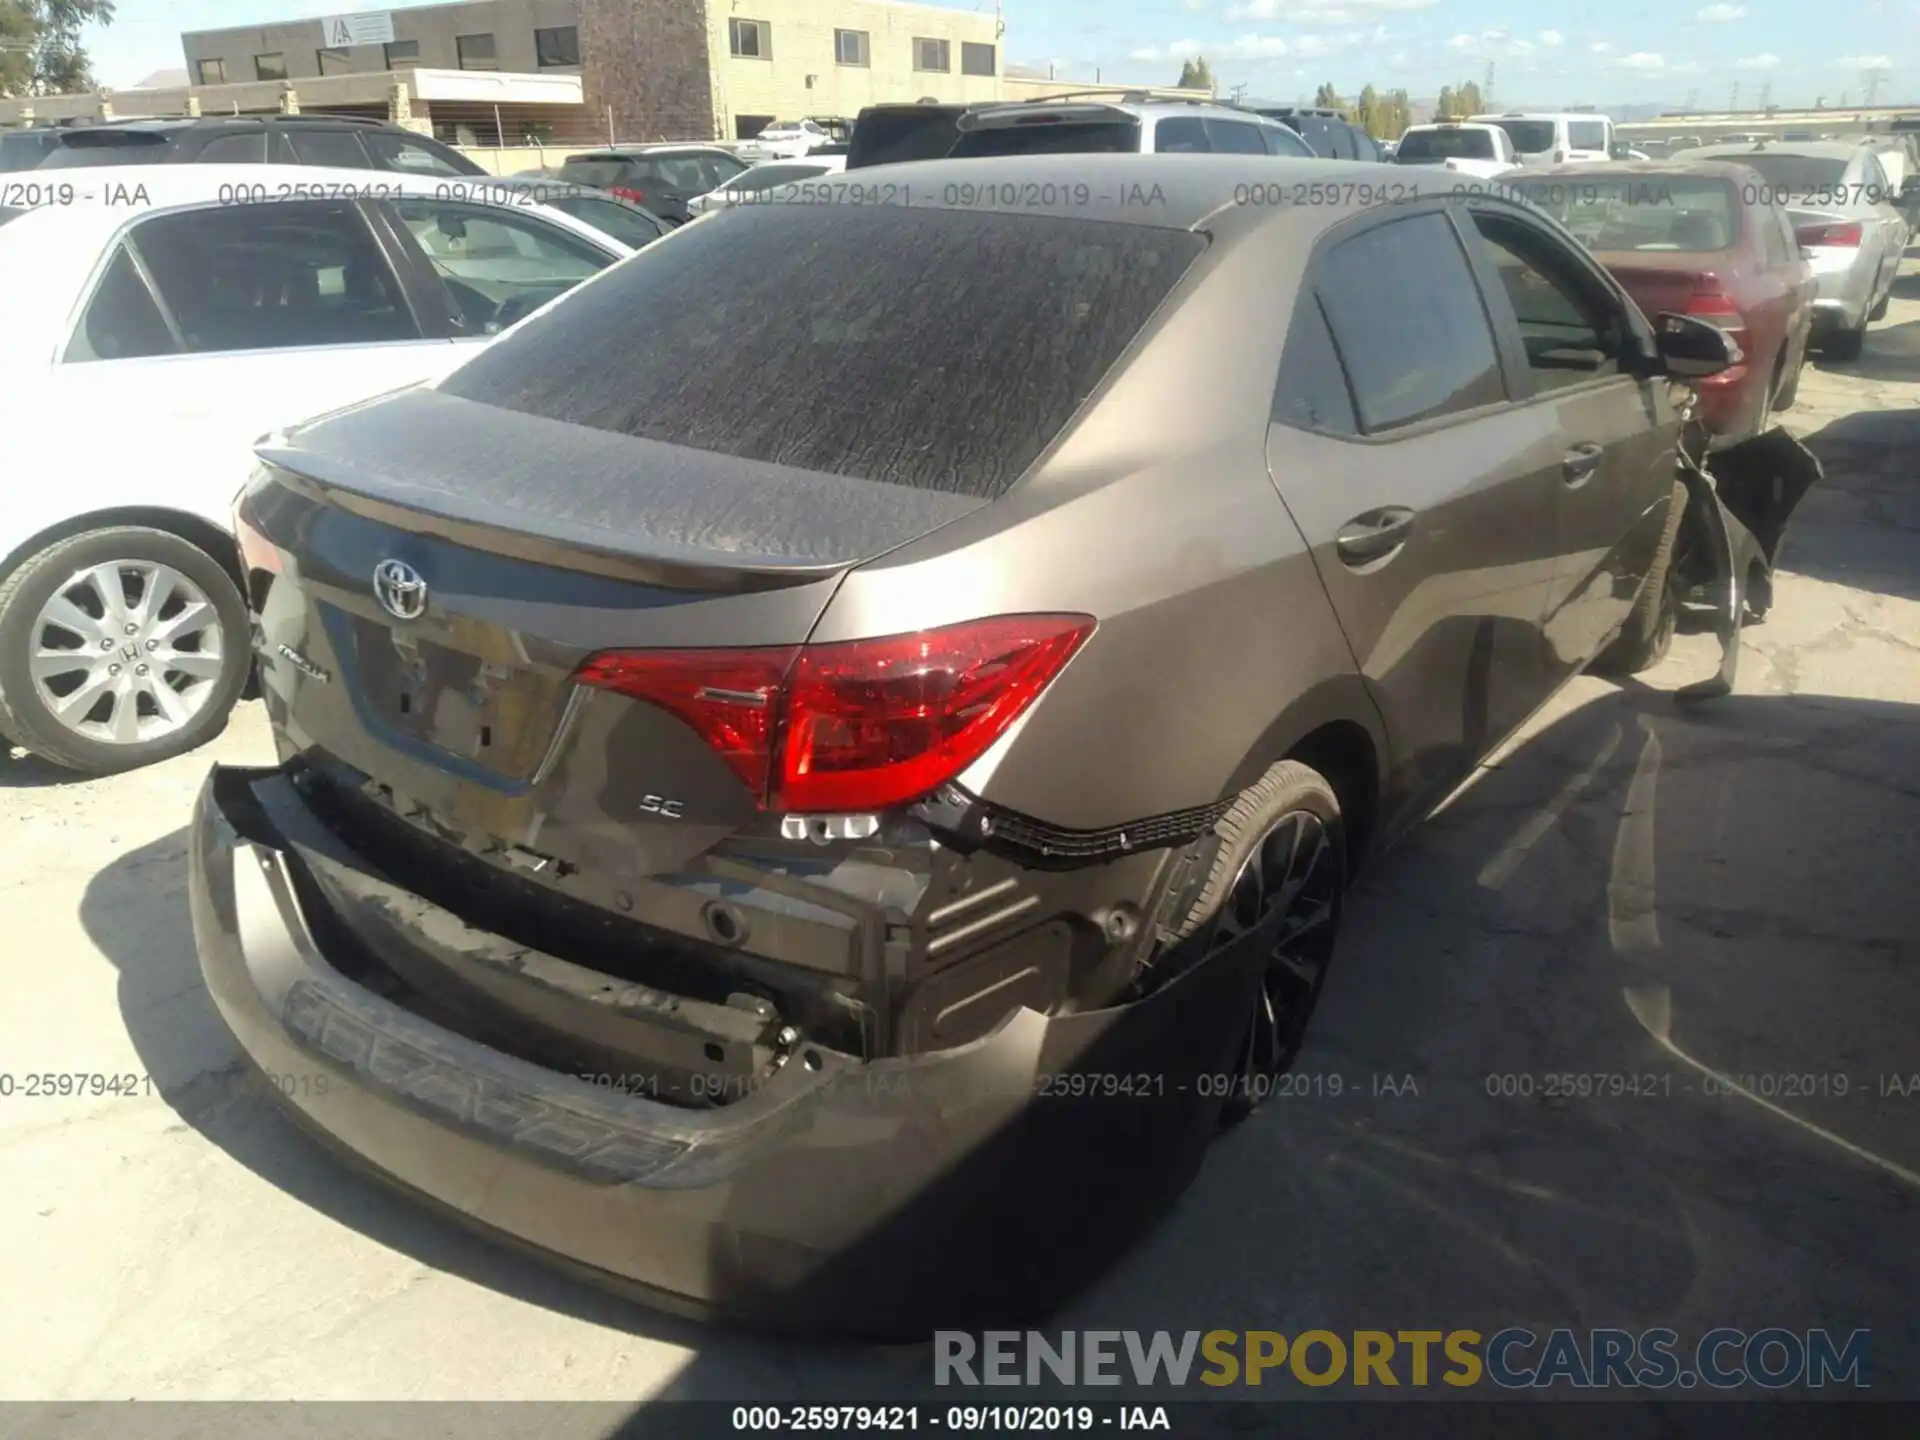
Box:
1683;279;1750;367
608;185;647;205
574;646;797;798
1795;220;1861;248
575;615;1095;814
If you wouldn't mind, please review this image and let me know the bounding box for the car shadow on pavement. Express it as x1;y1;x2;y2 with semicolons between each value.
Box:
1782;405;1920;600
0;746;76;789
1810;316;1920;385
78;686;1920;1404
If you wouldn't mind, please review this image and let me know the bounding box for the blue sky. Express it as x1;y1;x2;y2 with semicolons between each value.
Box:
85;0;1916;109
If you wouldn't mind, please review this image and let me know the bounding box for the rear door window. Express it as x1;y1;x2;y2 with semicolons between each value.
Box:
438;205;1207;498
1567;120;1609;152
1260;124;1314;157
363;130;473;176
286;129;374;168
560;157;636;187
949;121;1141;157
1273;295;1358;436
1153;117;1210;154
64;243;181;362
123;201;420;353
197;132;269;162
1206;119;1269;155
1314;211;1506;432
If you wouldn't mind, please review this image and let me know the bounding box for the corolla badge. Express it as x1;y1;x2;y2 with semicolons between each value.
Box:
373;559;428;621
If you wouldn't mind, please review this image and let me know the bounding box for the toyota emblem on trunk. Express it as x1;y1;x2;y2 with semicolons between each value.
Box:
373;559;428;621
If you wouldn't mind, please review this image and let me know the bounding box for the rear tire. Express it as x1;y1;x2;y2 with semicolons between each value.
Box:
0;526;250;775
1774;343;1803;412
1824;322;1867;362
1869;293;1890;323
1593;478;1687;678
1174;760;1347;1128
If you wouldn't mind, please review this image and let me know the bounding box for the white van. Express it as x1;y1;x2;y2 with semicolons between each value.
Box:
1470;111;1614;167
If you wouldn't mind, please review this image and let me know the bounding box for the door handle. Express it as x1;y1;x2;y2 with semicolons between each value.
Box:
1334;506;1417;567
1562;442;1604;486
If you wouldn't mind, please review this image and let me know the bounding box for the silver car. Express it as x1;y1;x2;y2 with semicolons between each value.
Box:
1674;140;1908;359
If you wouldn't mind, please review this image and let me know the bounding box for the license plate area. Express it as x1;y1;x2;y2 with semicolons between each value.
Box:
349;615;512;762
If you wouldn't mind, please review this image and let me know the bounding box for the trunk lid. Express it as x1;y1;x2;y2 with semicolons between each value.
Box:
1599;253;1731;323
245;386;987;856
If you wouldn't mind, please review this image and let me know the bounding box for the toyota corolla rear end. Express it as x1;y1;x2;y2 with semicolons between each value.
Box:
190;180;1269;1336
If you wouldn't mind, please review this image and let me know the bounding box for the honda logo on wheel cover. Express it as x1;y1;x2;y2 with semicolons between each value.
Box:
373;559;428;621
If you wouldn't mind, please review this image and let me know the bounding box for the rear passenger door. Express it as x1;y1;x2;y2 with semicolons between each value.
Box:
1263;205;1562;812
1458;200;1678;680
1205;119;1270;156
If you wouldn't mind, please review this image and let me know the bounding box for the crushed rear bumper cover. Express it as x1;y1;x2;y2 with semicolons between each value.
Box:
188;765;1259;1339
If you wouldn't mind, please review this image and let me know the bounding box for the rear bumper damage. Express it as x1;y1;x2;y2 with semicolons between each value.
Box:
188;765;1260;1338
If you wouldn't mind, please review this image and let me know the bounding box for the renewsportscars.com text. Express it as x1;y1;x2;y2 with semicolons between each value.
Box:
934;1328;1870;1390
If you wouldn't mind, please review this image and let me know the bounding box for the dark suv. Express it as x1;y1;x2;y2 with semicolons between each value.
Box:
34;116;485;175
557;146;749;224
1239;104;1385;162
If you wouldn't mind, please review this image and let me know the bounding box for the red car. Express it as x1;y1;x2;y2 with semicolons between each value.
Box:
1511;161;1816;449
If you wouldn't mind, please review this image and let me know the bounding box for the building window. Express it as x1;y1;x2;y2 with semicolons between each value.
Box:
456;33;498;70
316;47;351;74
384;40;420;69
961;41;995;76
913;38;950;73
729;18;770;59
834;28;869;67
534;25;580;67
194;58;226;85
254;52;288;81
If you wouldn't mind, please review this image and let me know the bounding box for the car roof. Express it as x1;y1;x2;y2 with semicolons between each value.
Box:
1677;140;1869;160
1403;120;1501;130
574;144;734;158
1470;111;1608;122
959;98;1299;129
57;115;391;135
752;153;1472;230
1520;159;1759;181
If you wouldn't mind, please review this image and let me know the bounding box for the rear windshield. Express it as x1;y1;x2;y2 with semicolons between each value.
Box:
38;134;172;168
559;158;633;186
1512;175;1740;252
439;205;1205;498
1396;128;1496;161
847;109;966;168
726;162;832;193
0;131;60;173
550;195;668;247
0;206;24;226
950;120;1141;158
1730;154;1849;194
1488;119;1558;154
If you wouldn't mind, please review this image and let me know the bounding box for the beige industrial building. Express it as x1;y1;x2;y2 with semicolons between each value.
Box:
158;0;1002;143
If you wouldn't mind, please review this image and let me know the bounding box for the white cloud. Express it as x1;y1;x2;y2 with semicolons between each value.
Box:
1617;51;1668;70
1696;3;1747;19
1445;26;1535;57
1220;33;1294;57
1589;40;1613;52
1224;0;1436;24
1182;0;1212;10
1836;53;1895;68
1127;39;1207;60
1539;29;1565;45
1735;53;1780;69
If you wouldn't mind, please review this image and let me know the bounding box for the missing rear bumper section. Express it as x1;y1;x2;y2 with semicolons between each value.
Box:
188;764;1262;1336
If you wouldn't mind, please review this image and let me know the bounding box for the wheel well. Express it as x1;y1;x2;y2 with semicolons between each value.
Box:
1;507;243;599
1286;720;1379;876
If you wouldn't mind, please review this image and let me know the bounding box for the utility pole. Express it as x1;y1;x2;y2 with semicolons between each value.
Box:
1730;80;1740;112
1865;70;1885;105
1684;87;1699;111
1484;61;1495;110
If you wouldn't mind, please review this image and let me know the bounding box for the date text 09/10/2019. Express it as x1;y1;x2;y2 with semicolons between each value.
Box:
732;1407;1170;1432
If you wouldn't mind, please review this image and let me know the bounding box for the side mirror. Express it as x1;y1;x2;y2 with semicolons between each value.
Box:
1652;312;1742;378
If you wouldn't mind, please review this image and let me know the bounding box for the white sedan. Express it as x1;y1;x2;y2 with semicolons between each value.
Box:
685;156;849;215
1392;122;1520;179
737;120;832;161
0;165;633;773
